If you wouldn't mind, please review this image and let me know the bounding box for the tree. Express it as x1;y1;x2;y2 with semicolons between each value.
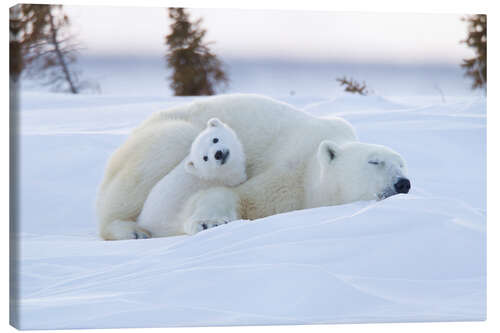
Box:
10;4;51;82
10;4;94;94
336;76;369;95
461;14;486;90
165;8;228;96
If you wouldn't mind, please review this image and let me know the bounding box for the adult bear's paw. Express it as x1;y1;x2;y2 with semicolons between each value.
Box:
104;220;152;240
132;228;152;239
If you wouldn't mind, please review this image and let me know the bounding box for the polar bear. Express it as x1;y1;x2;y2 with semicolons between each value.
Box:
96;94;407;240
182;140;411;225
306;141;411;205
137;118;246;237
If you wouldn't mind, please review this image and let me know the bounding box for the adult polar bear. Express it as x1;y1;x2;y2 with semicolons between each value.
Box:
98;94;359;240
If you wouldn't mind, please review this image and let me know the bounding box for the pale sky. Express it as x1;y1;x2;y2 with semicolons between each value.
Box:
65;6;475;64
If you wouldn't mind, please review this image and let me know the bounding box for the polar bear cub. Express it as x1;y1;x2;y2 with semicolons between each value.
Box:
137;118;246;237
182;140;412;230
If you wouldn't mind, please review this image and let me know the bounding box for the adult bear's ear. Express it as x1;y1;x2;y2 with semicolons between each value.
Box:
207;118;223;128
317;140;340;166
184;159;196;174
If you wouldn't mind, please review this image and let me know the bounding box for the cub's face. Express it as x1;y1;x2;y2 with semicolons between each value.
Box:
317;141;410;204
185;118;247;186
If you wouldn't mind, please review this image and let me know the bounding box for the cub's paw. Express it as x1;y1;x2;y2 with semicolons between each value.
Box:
195;219;231;233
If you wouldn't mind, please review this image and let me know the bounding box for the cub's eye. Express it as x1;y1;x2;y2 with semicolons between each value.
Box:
213;138;219;143
203;156;208;162
368;161;379;165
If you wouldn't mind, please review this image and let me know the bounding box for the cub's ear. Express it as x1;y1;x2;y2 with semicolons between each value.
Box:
317;140;340;166
207;118;224;128
184;159;196;174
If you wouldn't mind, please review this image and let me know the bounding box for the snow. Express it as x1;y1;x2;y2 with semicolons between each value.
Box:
13;86;486;329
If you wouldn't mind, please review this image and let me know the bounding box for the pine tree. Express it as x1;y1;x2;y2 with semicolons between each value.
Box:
10;4;94;93
461;14;486;90
165;8;228;96
10;4;52;82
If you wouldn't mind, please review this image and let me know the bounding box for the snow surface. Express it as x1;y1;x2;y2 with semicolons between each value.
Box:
13;90;486;329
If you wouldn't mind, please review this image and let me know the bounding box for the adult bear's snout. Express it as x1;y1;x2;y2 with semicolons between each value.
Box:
394;178;411;194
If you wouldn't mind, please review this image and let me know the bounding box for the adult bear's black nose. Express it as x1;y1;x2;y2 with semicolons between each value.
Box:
214;150;223;160
394;178;411;194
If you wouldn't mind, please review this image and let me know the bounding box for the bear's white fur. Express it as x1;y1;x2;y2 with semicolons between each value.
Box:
305;141;409;207
180;186;242;235
137;118;246;237
97;94;362;240
184;141;410;225
184;118;246;186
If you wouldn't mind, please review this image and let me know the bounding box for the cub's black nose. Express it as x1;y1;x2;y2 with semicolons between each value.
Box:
394;178;411;194
214;150;223;160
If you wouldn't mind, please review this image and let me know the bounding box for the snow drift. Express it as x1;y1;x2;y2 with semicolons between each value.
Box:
13;91;486;329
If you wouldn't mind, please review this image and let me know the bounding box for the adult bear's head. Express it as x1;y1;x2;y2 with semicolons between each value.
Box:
313;141;410;205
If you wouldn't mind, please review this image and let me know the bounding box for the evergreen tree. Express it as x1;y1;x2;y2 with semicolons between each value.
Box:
461;14;486;90
10;4;52;82
165;8;228;96
10;4;95;94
